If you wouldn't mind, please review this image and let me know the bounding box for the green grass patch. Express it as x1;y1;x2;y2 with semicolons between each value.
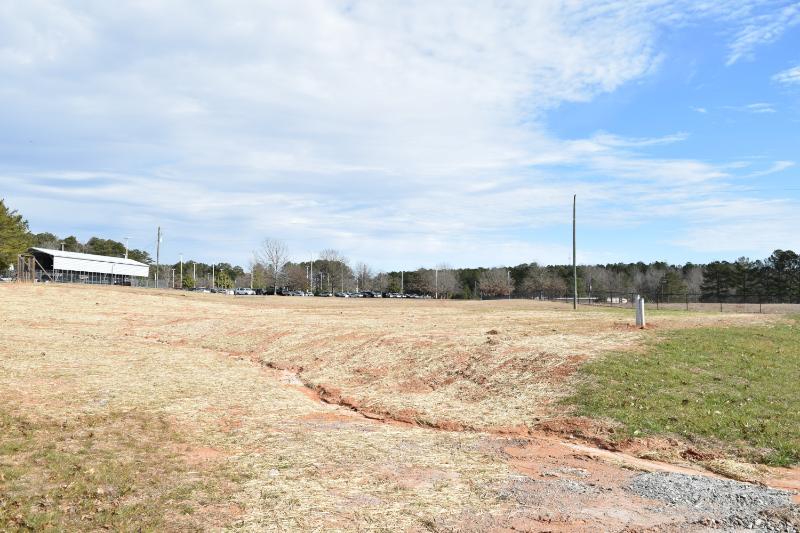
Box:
568;317;800;466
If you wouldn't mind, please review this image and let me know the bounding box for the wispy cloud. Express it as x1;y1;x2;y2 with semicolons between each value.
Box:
691;106;708;114
746;102;777;113
725;102;778;113
773;64;800;85
726;2;800;65
745;160;795;177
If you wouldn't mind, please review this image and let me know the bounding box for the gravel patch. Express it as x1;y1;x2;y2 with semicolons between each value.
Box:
494;474;604;506
628;472;799;531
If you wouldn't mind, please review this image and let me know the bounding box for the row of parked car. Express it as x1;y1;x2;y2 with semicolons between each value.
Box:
191;287;432;298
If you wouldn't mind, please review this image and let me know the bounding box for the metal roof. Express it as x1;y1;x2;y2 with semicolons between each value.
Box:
30;247;149;267
29;247;151;277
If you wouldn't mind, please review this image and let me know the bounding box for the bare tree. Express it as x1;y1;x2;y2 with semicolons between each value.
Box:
413;268;436;295
479;267;513;297
285;263;308;290
354;262;373;291
684;265;703;293
436;264;459;298
374;271;390;292
257;239;289;295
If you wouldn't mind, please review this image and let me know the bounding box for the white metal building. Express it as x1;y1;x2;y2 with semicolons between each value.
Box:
22;247;150;285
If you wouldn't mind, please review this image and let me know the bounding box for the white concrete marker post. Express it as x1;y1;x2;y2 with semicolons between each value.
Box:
636;296;646;328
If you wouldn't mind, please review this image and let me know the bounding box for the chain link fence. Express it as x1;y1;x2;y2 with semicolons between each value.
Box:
564;290;800;314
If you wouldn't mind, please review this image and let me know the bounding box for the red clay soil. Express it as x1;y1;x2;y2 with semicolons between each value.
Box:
256;348;800;530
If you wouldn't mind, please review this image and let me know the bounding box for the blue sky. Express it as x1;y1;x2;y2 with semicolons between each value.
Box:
1;1;799;270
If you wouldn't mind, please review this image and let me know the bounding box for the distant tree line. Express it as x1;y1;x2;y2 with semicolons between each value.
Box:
699;251;800;303
1;199;798;301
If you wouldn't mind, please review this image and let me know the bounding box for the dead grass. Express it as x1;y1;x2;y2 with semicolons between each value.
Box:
110;287;774;431
0;407;238;530
0;283;790;530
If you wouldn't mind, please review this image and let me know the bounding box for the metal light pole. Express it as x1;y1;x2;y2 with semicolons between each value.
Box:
171;268;175;289
401;270;404;294
435;268;438;299
155;226;161;289
507;269;511;300
572;194;577;310
179;253;183;289
124;237;130;259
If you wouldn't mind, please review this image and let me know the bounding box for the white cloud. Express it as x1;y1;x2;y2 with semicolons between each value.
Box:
725;1;800;65
1;1;799;268
691;106;708;113
732;102;778;113
671;198;800;252
773;64;800;85
745;160;795;177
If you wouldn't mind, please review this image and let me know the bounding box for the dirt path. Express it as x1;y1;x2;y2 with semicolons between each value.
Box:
1;284;797;531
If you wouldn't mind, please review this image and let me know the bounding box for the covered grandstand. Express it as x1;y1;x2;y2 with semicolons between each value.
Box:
17;247;150;285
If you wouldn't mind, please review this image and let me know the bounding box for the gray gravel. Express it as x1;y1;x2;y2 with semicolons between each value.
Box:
628;472;799;531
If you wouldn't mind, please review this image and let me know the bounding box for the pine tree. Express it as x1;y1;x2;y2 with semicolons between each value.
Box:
0;199;32;271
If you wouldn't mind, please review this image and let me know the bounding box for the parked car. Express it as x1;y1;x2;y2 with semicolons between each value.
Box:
234;288;256;295
334;292;349;297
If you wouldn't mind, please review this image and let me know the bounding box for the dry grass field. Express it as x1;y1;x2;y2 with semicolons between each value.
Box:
1;284;797;531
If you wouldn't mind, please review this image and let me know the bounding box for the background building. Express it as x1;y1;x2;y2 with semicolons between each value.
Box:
17;247;150;285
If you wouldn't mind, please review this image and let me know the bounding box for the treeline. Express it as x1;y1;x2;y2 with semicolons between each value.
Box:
2;199;798;300
700;251;800;302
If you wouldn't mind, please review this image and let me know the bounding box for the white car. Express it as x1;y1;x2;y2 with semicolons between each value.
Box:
234;288;256;295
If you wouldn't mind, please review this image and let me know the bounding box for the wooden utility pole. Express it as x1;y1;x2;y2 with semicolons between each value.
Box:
573;195;577;310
